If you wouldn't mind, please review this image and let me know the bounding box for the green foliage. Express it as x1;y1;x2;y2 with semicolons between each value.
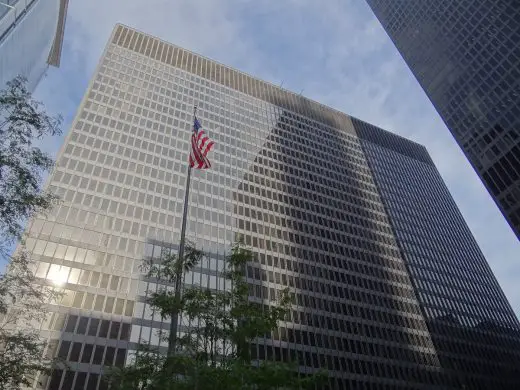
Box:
142;242;205;356
107;240;325;389
0;76;62;388
0;76;62;254
143;242;204;286
0;251;63;389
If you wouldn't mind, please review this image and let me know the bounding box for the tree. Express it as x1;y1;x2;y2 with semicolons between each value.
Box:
108;240;325;389
0;76;62;388
0;75;62;254
0;250;62;389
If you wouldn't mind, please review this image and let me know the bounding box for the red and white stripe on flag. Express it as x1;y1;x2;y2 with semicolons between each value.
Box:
189;130;214;169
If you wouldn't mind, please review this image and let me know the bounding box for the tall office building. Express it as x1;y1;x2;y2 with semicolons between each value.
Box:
0;0;69;91
365;1;520;239
23;24;520;389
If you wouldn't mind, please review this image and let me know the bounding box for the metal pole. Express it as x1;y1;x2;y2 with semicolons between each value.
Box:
167;107;196;357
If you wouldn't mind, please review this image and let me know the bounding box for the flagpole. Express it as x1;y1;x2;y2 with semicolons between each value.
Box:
167;106;196;357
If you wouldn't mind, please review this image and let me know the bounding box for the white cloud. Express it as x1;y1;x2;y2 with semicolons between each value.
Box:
35;0;520;316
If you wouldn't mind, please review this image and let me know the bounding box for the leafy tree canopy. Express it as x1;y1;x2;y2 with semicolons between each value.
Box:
108;240;326;389
0;76;63;389
0;251;62;389
0;76;62;254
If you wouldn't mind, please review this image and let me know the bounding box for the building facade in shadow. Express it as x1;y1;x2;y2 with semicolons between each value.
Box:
366;0;520;239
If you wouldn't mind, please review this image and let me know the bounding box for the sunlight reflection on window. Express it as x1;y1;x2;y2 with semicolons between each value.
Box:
47;265;70;286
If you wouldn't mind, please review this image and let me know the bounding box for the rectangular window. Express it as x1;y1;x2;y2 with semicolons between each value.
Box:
104;346;116;366
92;345;104;365
109;322;120;339
69;342;82;362
115;349;126;367
99;320;110;338
105;297;115;313
94;295;105;311
48;369;63;390
75;372;87;389
114;298;125;315
120;323;131;341
88;319;100;336
83;293;95;310
77;317;89;335
65;315;78;333
57;341;70;359
62;371;75;389
72;292;84;308
81;344;94;363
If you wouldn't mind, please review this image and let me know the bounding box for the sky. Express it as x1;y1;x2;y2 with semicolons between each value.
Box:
34;0;519;316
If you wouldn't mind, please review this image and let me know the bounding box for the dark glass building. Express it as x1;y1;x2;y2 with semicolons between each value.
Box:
22;24;520;389
365;1;520;239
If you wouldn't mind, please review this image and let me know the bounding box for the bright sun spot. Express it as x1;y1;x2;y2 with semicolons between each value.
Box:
47;266;70;286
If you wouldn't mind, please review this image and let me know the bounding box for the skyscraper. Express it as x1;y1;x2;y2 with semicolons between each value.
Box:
24;24;520;389
0;0;69;91
364;1;520;239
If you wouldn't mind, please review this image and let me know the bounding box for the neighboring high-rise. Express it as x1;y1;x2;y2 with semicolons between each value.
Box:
0;0;69;91
365;1;520;239
22;24;520;389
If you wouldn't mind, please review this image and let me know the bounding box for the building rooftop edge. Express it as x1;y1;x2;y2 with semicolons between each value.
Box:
112;23;431;159
47;0;70;67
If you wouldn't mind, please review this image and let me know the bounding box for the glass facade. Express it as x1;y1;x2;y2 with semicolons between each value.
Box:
355;119;520;389
0;0;68;91
22;24;520;389
365;0;520;239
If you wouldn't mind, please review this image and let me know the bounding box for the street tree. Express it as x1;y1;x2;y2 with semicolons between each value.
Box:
0;250;62;389
0;75;62;254
0;76;63;389
108;240;325;389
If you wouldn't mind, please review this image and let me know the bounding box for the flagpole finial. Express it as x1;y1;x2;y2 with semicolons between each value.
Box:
194;106;197;116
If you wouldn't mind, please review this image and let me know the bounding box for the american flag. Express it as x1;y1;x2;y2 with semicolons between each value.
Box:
189;117;214;169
